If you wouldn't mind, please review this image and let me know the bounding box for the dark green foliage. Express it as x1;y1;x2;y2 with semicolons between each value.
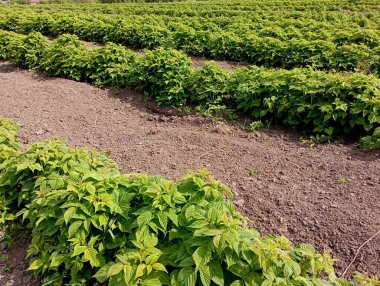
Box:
0;118;377;286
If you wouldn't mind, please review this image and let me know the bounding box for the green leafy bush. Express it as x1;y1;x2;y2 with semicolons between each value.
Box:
40;34;89;81
0;31;23;60
10;32;49;69
229;66;380;137
86;43;137;87
0;118;377;285
188;62;230;106
0;118;21;224
129;48;192;106
332;44;372;72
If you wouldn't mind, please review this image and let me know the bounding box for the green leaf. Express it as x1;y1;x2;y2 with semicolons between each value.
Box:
83;172;103;181
152;263;167;273
94;265;110;283
209;260;224;286
136;264;146;278
199;265;211;286
178;267;197;286
68;221;83;238
72;245;87;257
108;263;124;277
84;247;100;267
27;259;44;271
137;211;152;226
192;246;212;268
188;220;209;229
50;254;66;268
64;207;76;224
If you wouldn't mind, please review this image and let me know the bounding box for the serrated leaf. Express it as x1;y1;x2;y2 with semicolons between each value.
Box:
188;220;209;229
94;265;110;283
199;265;211;286
108;263;124;277
209;260;224;286
64;207;76;224
192;246;212;268
84;247;100;267
68;220;82;238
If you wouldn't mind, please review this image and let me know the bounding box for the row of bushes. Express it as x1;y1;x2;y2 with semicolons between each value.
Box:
0;30;380;146
7;0;181;3
0;117;378;285
0;12;379;73
5;0;380;19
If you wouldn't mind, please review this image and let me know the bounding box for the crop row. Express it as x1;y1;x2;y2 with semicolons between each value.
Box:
0;11;379;75
1;30;379;147
2;8;380;42
5;3;380;25
0;117;378;285
11;0;380;15
3;2;380;41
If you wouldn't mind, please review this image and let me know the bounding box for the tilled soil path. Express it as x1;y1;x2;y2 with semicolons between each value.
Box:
0;62;379;285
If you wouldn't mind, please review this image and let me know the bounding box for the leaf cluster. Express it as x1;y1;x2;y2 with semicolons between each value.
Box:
0;118;378;286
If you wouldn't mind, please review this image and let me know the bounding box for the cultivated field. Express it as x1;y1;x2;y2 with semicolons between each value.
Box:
0;0;379;285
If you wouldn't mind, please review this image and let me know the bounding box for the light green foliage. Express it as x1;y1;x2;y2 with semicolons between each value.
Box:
10;32;49;69
40;34;89;81
0;118;20;163
0;118;20;224
86;43;137;87
248;168;258;176
301;135;331;147
248;121;263;132
0;31;23;60
0;118;378;285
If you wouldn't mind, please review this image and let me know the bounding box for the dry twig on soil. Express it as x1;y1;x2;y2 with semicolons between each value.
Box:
341;229;380;278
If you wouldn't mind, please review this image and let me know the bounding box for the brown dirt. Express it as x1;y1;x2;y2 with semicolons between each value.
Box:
0;231;34;286
0;61;379;285
190;56;246;71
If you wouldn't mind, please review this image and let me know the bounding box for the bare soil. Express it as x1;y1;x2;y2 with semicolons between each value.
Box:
0;62;379;285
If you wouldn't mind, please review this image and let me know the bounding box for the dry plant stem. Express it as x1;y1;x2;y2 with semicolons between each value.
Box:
341;228;380;278
190;149;216;165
